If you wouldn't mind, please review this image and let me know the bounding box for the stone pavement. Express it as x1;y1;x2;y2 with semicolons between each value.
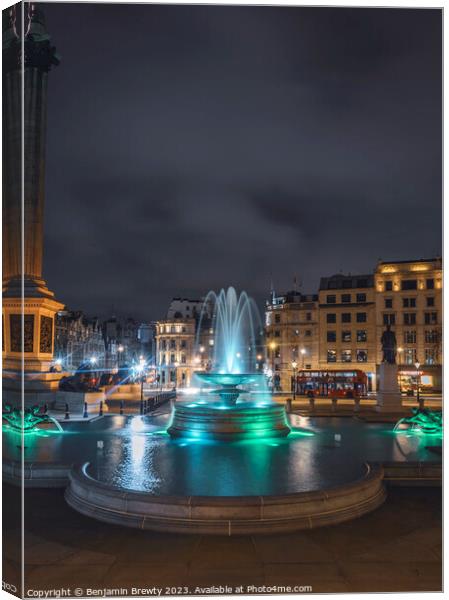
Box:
3;485;441;594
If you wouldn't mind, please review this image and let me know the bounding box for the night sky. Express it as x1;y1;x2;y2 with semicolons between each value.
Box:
42;3;442;321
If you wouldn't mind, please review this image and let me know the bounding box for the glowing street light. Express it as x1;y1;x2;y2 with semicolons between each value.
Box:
90;356;97;365
291;359;298;401
415;361;421;407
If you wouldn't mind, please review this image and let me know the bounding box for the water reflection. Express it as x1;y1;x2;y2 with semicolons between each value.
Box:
3;415;441;496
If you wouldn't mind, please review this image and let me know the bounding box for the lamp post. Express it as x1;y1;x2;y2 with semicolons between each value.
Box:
397;347;403;393
117;344;124;368
300;347;306;369
269;341;276;391
415;361;421;407
291;360;298;401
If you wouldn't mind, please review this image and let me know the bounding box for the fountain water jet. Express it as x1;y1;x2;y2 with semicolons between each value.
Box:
167;287;290;440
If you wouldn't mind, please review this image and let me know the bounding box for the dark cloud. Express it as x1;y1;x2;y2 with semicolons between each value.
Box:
42;4;442;320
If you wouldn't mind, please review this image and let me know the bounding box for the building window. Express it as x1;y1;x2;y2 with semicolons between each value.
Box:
170;339;176;349
181;354;186;364
356;293;366;303
327;331;336;342
327;350;337;363
275;313;281;324
404;330;416;344
424;312;438;325
341;330;351;342
425;329;440;344
326;295;336;304
357;278;368;287
403;297;416;308
426;297;435;307
170;325;176;333
403;313;416;325
161;340;167;350
357;330;367;342
384;298;393;309
341;294;351;303
170;353;175;364
426;278;435;289
385;281;393;291
341;350;352;363
404;349;417;365
356;312;367;323
424;348;436;365
401;279;417;290
274;330;280;337
180;340;187;349
383;313;396;325
327;313;336;323
182;326;187;333
305;330;312;337
341;313;351;323
306;312;312;321
357;350;368;362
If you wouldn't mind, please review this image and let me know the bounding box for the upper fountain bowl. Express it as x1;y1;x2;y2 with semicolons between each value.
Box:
195;372;260;388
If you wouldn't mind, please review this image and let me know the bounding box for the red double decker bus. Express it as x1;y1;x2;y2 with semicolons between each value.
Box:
294;369;368;398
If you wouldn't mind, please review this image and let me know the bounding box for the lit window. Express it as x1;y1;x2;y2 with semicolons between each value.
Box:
327;350;336;363
403;330;416;344
357;330;367;342
341;350;352;363
356;350;367;362
341;331;351;342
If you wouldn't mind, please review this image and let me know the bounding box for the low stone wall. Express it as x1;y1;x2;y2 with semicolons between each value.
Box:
65;462;386;535
3;460;69;488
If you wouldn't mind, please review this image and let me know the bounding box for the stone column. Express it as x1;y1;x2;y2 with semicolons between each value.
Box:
2;4;64;377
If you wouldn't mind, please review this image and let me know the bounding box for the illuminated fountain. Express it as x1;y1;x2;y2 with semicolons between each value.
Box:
3;403;64;433
167;287;290;440
394;408;443;436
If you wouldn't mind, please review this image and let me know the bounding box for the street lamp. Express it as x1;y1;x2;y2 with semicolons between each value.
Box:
415;361;421;407
269;342;276;390
397;347;403;393
291;360;298;401
117;344;124;367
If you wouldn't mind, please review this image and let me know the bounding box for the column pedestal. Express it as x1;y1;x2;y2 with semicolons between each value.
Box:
376;363;403;413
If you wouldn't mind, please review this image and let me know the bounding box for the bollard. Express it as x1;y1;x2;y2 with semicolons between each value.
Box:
120;400;124;415
64;403;70;420
99;400;103;416
83;402;88;418
286;398;292;413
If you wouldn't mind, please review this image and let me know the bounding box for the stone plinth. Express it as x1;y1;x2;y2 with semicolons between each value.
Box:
376;363;403;413
53;391;107;415
103;384;142;401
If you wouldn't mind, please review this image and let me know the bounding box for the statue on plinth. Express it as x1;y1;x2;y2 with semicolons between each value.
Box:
381;324;397;364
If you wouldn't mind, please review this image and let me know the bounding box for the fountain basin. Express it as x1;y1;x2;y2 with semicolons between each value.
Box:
65;462;386;535
167;401;290;440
